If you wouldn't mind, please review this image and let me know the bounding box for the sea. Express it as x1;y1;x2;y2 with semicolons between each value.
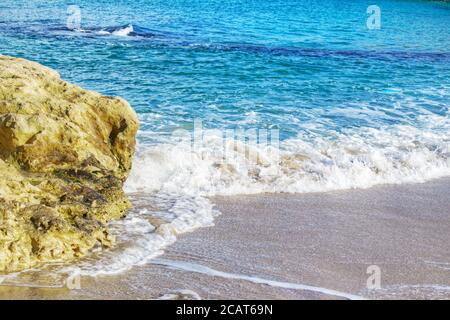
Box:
0;0;449;278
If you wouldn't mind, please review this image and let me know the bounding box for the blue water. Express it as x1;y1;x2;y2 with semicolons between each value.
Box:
1;0;450;190
1;0;449;137
1;0;450;278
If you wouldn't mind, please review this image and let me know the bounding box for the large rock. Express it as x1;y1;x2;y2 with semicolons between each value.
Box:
0;55;139;272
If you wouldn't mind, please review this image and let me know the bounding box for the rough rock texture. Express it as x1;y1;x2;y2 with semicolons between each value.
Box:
0;55;139;272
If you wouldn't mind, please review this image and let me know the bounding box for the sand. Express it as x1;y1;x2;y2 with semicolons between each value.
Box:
0;179;449;299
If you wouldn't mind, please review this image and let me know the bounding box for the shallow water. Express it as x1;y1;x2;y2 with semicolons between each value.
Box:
0;0;449;277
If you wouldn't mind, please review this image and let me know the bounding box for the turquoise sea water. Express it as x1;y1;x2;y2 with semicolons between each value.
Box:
1;0;449;135
1;1;450;276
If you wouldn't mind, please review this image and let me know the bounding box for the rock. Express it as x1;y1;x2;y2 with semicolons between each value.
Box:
0;55;139;272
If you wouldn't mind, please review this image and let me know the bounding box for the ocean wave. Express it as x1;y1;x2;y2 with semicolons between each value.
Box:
58;194;219;276
4;194;219;280
126;113;450;196
9;113;448;278
47;24;159;38
96;24;134;37
153;259;365;300
60;113;444;276
95;24;158;38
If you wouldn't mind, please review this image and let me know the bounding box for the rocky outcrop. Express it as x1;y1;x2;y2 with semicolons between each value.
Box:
0;55;139;272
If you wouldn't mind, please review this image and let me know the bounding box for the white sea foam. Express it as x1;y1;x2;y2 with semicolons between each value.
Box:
157;289;202;300
112;24;134;37
93;24;134;37
60;195;219;276
126;113;450;196
152;259;365;300
17;112;449;279
80;112;447;276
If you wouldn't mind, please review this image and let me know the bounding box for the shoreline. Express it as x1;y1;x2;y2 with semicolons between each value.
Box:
1;178;449;299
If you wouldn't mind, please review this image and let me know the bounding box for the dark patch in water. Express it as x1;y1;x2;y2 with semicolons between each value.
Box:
201;43;450;61
5;22;450;62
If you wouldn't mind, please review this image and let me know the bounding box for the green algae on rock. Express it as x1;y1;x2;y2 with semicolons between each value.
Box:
0;55;139;272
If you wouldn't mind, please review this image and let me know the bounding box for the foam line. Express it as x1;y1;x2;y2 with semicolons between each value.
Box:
152;258;365;300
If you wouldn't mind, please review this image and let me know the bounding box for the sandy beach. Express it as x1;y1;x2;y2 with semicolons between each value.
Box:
0;178;449;300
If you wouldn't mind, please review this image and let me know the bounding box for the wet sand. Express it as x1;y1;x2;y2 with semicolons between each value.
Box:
1;179;449;299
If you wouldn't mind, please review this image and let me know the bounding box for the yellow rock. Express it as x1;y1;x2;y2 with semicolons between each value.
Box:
0;55;139;272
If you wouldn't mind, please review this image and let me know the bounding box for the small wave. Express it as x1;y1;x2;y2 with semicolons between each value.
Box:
157;289;202;300
58;195;219;277
104;24;159;38
80;24;136;37
111;24;134;37
13;111;447;278
152;259;365;300
56;112;444;276
3;194;219;281
50;24;158;39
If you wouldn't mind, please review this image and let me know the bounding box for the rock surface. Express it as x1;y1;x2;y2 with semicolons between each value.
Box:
0;55;139;272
